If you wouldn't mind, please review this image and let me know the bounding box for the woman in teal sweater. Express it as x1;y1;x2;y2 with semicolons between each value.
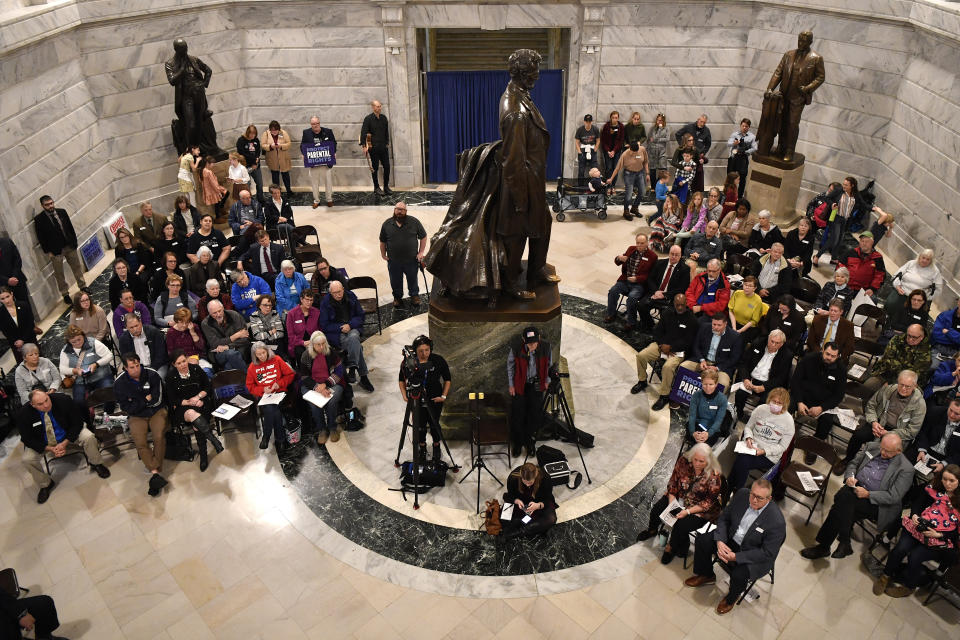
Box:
687;369;729;446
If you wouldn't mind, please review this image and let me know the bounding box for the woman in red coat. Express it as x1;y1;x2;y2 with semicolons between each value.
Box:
246;341;296;451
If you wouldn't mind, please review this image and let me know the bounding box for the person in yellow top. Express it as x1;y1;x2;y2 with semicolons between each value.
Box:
728;275;767;347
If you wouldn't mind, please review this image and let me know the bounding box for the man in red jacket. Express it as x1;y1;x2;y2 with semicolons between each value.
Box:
839;232;885;298
686;259;731;316
605;233;658;329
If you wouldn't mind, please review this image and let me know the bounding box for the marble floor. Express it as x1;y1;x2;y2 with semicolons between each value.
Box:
1;196;957;639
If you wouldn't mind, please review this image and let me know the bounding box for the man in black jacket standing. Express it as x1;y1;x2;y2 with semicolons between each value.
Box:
34;195;87;304
360;100;391;195
633;293;699;409
115;353;169;496
674;114;712;192
18;390;110;503
0;236;29;303
302;116;337;208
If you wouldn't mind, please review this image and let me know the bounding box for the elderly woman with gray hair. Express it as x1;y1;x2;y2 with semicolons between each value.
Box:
273;259;310;316
885;249;941;312
813;267;855;316
299;331;345;444
249;294;286;357
186;245;224;298
636;442;725;565
14;343;62;403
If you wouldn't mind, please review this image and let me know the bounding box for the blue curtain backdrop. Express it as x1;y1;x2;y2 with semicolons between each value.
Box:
426;69;563;184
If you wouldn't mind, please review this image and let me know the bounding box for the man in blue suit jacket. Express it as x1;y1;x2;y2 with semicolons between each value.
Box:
679;313;743;392
685;479;786;614
318;281;373;392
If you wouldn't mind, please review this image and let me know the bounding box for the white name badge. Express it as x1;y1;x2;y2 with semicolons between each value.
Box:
722;348;731;352
709;405;718;410
755;527;765;533
295;319;303;324
33;421;41;427
783;321;792;326
827;375;836;381
678;324;687;329
707;292;716;297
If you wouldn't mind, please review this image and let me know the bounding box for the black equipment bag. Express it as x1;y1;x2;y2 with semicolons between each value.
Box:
536;445;566;466
537;446;570;487
164;429;195;461
560;427;594;448
343;405;365;431
399;459;448;491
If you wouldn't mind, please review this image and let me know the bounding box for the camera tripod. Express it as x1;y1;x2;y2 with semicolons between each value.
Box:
538;374;592;484
393;393;459;510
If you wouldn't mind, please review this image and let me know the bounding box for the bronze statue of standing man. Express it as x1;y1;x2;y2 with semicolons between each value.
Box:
756;31;825;163
165;39;223;157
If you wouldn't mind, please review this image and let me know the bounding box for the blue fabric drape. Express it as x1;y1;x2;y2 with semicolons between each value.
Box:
427;70;563;184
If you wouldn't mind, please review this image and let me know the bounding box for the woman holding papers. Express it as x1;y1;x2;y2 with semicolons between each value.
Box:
501;463;557;540
727;387;795;497
167;349;223;471
636;443;724;564
247;341;296;451
299;331;346;445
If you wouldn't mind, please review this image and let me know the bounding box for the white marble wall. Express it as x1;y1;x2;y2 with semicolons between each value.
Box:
1;0;959;315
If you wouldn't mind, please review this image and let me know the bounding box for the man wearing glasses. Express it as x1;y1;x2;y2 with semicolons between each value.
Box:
684;478;786;615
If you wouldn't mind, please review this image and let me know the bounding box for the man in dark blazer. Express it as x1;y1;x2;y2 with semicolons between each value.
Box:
131;201;169;253
0;236;29;302
733;330;793;416
262;183;303;246
18;390;110;503
118;313;169;378
239;229;286;287
802;434;914;560
34;195;87;304
679;313;743;391
905;397;960;471
0;585;65;640
806;298;855;361
685;479;786;615
636;245;690;330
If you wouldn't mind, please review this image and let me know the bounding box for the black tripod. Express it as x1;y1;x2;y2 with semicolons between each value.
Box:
393;393;459;509
539;373;592;484
459;393;504;513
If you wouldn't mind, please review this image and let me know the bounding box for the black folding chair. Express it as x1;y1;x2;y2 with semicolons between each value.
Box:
347;276;383;335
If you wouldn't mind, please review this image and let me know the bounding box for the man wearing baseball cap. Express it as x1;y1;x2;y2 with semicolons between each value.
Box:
575;115;599;178
838;231;885;299
507;326;553;456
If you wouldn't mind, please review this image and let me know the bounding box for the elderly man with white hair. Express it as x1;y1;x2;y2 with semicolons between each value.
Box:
745;210;783;257
843;370;926;464
200;300;250;371
197;277;234;322
318;281;374;392
733;329;793;417
228;188;266;255
273;259;310;316
750;241;794;302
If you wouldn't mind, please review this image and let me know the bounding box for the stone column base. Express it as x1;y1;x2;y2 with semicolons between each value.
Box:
746;155;806;228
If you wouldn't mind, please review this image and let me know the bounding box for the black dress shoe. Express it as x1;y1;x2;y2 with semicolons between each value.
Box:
62;294;72;305
359;376;375;392
651;396;670;411
831;543;854;558
383;187;394;195
374;187;384;196
636;528;657;542
347;367;358;384
800;544;831;559
660;550;675;565
803;452;817;465
92;464;111;479
259;434;270;450
630;381;648;395
148;473;168;497
37;480;55;504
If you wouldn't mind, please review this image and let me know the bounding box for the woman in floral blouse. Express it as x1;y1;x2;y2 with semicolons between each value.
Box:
874;464;960;598
636;443;725;565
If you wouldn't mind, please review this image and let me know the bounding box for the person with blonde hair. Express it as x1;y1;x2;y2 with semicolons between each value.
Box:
178;144;200;206
300;331;345;444
637;442;724;564
728;387;794;495
501;462;557;539
236;124;263;201
227;151;253;199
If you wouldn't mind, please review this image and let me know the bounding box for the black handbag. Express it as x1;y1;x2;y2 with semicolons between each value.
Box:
164;430;195;461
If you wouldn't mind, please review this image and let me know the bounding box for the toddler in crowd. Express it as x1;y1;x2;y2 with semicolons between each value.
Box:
653;170;670;221
672;148;696;205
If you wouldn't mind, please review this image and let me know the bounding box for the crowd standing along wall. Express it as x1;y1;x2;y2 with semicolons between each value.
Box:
0;0;957;318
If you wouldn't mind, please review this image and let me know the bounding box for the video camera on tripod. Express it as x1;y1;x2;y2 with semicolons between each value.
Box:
400;339;435;399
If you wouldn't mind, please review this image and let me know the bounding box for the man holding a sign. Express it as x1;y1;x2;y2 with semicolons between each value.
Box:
301;117;336;209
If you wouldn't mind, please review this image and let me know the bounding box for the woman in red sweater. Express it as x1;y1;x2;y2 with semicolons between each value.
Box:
246;341;296;451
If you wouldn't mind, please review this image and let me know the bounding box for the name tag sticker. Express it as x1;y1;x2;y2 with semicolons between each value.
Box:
294;319;303;324
755;527;764;533
783;321;792;326
709;405;718;410
827;375;836;381
865;451;874;459
707;292;716;297
953;431;960;437
678;324;687;328
33;421;41;427
641;256;649;261
722;348;730;352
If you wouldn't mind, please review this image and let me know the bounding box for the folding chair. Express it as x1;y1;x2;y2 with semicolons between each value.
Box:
293;225;322;274
791;277;821;312
713;557;775;605
211;369;260;436
779;436;838;525
86;387;135;455
347;276;383;335
923;562;960;609
0;567;28;598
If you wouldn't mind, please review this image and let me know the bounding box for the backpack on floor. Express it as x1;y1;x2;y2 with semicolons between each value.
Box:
483;499;502;535
164;430;195;461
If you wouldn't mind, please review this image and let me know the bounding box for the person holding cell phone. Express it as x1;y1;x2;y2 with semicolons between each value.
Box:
501;462;556;540
636;443;724;565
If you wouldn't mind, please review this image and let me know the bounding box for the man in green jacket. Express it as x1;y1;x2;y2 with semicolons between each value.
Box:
843;370;926;462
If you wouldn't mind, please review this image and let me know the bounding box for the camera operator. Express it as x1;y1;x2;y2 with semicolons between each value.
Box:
726;119;756;199
507;326;552;457
399;335;451;463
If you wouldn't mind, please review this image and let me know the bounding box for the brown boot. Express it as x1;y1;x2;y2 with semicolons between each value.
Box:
329;427;342;443
872;575;889;596
317;430;329;445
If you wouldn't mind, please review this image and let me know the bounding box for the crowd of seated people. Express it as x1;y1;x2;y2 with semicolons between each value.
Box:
10;188;380;503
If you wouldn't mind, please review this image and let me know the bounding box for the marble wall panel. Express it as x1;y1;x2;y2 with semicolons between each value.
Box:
244;67;387;89
229;1;379;28
599;45;746;69
242;27;384;49
243;47;386;69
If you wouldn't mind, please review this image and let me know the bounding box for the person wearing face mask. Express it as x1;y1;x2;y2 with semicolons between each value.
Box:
728;387;795;496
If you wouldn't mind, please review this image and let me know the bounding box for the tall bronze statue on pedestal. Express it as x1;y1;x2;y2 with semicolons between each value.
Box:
756;31;825;163
423;49;559;304
165;39;225;158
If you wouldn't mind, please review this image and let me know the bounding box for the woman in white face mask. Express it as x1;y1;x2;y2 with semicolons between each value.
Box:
727;387;795;499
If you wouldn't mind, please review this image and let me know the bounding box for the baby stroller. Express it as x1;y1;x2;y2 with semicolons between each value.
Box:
552;176;608;221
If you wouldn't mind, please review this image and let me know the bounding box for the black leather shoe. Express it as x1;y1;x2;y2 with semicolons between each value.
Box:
92;464;111;479
359;376;375;392
651;396;670;411
374;187;384;196
383;187;394;195
37;480;55;504
660;550;675;565
511;442;522;457
259;433;270;450
800;544;831;559
831;543;854;559
347;367;358;384
636;528;657;542
630;381;648;395
148;473;167;497
62;294;72;305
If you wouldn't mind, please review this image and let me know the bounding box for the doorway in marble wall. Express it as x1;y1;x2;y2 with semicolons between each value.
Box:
415;28;570;184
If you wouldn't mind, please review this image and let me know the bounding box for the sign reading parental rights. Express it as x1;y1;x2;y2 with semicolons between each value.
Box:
301;141;336;168
669;366;726;407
